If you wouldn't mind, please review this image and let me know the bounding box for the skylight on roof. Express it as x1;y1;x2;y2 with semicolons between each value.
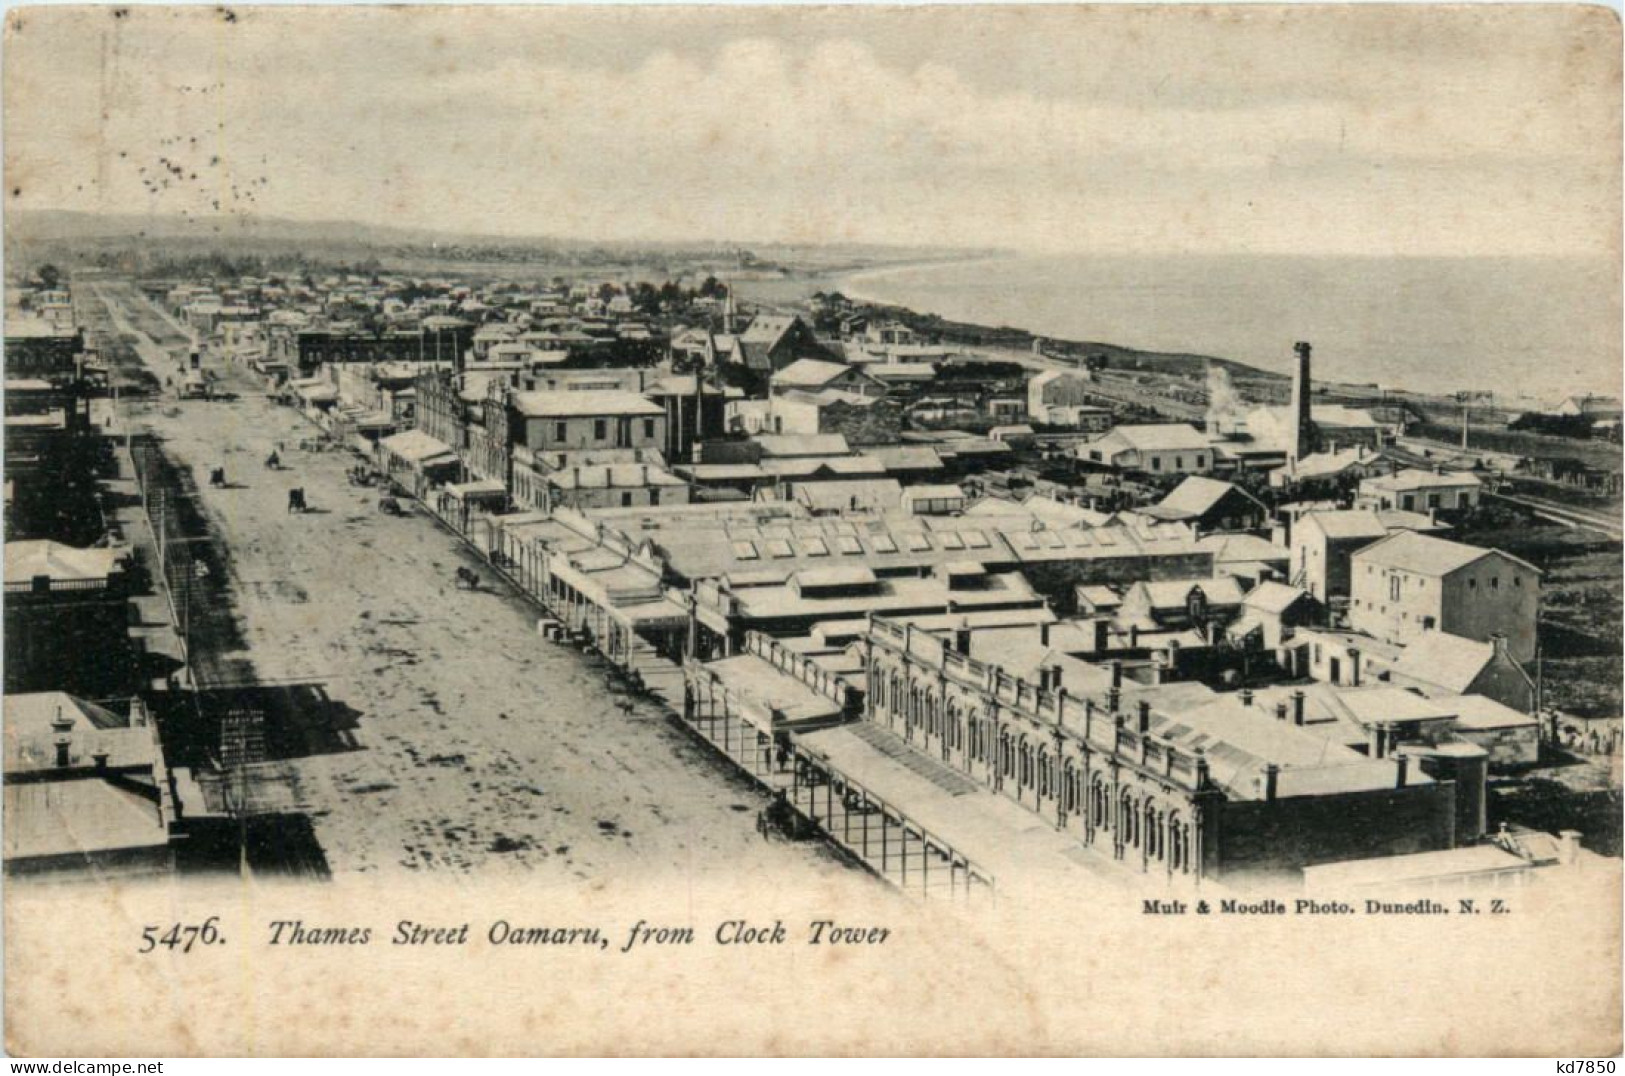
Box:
732;540;758;561
765;539;794;558
871;534;899;554
939;532;965;550
835;535;864;555
963;530;990;549
800;537;830;557
904;533;932;552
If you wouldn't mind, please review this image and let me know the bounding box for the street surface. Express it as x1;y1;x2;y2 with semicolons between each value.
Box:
98;284;861;889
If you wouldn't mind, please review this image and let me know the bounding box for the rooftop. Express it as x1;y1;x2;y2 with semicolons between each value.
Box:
511;390;664;418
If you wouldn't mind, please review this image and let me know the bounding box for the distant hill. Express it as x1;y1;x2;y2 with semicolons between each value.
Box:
5;210;997;273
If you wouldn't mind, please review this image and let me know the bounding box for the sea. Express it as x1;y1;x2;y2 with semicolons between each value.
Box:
839;253;1622;405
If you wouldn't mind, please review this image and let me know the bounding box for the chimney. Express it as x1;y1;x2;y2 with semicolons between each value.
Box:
1262;763;1280;802
1292;689;1306;727
1274;701;1289;723
953;619;972;657
1092;618;1109;653
1394;752;1409;789
1137;700;1151;734
1110;659;1123;688
1290;341;1314;464
92;750;110;771
1128;624;1140;650
1039;622;1052;648
1240;688;1254;707
51;709;73;768
1107;686;1121;713
1347;647;1361;686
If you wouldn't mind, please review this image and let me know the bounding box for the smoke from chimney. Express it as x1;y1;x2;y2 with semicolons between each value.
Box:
1206;362;1248;439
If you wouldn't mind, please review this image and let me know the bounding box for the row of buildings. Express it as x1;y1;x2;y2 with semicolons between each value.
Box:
151;272;1586;895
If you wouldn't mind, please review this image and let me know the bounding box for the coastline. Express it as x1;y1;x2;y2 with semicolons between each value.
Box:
822;252;1611;408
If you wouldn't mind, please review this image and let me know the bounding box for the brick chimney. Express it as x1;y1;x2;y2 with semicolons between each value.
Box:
1137;700;1151;734
1290;341;1314;464
1292;689;1306;726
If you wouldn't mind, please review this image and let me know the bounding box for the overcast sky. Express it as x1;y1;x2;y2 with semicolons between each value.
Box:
5;5;1619;257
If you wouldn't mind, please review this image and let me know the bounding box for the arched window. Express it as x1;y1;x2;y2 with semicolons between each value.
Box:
1038;751;1051;799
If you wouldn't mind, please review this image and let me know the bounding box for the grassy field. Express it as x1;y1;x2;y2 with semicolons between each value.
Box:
1452;510;1621;719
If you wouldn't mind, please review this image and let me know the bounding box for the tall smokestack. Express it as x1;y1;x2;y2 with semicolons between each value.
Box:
1291;341;1314;464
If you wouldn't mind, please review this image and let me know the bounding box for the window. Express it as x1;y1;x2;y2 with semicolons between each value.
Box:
593;419;607;440
1175;456;1184;470
1151;457;1162;472
1427;494;1441;509
649;489;660;507
620;492;633;507
1514;576;1523;587
554;421;567;442
1389;575;1400;601
643;418;656;439
1491;576;1500;589
1195;455;1205;468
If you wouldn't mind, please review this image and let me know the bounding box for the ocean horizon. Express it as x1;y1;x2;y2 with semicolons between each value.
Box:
839;252;1622;405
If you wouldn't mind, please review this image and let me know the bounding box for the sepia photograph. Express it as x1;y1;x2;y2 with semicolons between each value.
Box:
1;2;1620;1058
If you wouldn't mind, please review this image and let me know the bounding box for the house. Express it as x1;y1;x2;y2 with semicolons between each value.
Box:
1268;446;1391;492
1116;576;1246;633
768;390;903;445
1349;531;1540;661
1026;369;1107;428
770;359;885;398
1198;533;1290;587
734;314;828;374
510;391;667;453
1292;628;1404;687
1386;630;1536;714
1077;424;1213;476
1358;469;1482;514
1144;476;1267;534
1551;394;1624;421
1446;693;1540;766
1227;581;1322;650
1290;510;1392;600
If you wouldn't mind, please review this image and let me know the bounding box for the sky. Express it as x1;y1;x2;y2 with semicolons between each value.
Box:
3;5;1620;257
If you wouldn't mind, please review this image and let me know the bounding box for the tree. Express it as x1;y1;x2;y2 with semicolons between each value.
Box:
36;263;61;289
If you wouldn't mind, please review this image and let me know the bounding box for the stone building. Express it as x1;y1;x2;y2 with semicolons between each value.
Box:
861;616;1461;881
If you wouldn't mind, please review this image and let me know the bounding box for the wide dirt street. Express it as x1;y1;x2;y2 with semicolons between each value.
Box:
104;285;860;891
